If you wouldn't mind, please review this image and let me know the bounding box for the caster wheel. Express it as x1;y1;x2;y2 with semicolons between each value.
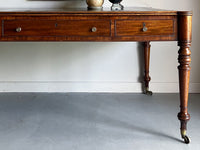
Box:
183;135;191;144
145;90;153;95
143;87;153;95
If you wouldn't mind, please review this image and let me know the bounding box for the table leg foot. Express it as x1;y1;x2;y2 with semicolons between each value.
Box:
143;87;153;95
181;129;191;144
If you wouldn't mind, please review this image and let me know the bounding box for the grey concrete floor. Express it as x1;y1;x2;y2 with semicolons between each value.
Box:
0;93;199;150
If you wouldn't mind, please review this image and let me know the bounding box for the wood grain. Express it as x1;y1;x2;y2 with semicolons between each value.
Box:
3;19;111;37
0;14;178;41
0;8;193;143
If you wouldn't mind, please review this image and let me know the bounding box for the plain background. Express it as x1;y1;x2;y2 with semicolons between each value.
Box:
0;0;199;93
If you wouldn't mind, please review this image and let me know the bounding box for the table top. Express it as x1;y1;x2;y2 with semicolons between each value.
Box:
0;7;180;15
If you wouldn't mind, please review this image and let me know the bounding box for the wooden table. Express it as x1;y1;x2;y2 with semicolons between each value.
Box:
0;7;192;144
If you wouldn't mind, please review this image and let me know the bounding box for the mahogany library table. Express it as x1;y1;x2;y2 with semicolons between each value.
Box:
0;7;192;144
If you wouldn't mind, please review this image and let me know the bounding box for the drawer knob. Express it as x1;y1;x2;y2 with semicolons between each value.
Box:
16;27;22;33
91;27;97;32
142;23;148;32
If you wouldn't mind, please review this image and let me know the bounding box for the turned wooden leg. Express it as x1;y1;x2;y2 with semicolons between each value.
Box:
143;41;152;95
177;42;191;144
177;11;192;144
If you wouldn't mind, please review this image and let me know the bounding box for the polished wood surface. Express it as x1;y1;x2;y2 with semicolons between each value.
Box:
177;12;192;143
0;7;192;143
3;20;111;37
0;7;178;14
144;41;151;95
0;8;178;41
115;19;174;36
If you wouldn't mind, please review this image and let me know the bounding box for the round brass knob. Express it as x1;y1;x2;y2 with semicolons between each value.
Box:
143;26;148;32
142;22;148;32
16;27;22;32
91;27;97;32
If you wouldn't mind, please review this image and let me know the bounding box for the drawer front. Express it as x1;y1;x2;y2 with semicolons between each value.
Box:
3;20;111;37
115;19;174;36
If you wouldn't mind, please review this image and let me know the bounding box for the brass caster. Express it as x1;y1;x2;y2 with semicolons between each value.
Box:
181;129;191;144
182;135;191;144
144;87;153;95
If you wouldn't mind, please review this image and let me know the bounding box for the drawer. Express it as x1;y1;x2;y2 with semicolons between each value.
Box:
115;19;174;36
3;20;111;37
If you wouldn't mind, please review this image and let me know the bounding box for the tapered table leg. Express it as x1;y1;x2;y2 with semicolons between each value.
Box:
177;11;192;144
178;42;191;144
143;41;152;95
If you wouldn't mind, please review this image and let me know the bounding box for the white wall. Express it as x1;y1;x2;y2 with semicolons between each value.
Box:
0;0;199;93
